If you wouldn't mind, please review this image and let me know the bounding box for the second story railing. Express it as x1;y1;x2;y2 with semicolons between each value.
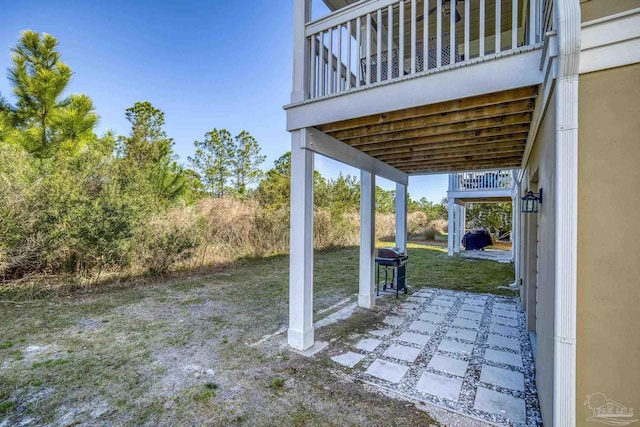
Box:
449;169;515;191
299;0;547;102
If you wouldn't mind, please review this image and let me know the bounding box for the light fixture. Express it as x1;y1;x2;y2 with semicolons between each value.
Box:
521;189;542;213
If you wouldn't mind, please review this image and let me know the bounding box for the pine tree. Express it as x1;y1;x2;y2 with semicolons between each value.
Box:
233;131;265;196
7;31;97;157
189;129;235;198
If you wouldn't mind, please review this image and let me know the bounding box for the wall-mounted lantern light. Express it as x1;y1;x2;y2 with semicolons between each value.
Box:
521;189;542;213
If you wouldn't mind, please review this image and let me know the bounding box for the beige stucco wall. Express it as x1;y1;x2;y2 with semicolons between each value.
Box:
520;88;556;425
580;0;640;22
577;63;640;422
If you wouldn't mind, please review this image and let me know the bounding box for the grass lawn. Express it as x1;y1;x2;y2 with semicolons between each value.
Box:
0;244;514;426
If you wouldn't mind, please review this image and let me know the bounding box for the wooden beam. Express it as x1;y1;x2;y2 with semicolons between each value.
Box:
346;112;533;146
360;125;531;155
377;144;526;162
390;153;524;168
404;160;523;174
369;135;528;158
327;99;535;141
316;85;537;133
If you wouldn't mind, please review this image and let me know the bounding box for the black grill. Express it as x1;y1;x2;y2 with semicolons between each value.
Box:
375;247;408;298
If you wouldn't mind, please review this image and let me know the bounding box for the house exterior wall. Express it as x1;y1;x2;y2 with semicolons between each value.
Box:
520;87;556;425
576;63;640;422
580;0;640;22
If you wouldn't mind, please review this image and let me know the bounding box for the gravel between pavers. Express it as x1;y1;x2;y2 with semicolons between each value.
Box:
332;288;542;427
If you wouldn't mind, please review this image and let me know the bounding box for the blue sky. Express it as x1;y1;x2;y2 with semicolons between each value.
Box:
0;1;448;202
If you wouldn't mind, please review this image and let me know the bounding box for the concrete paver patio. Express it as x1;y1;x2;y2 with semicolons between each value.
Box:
330;288;541;426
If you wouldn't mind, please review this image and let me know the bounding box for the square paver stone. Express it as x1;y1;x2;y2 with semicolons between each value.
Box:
464;298;486;306
369;328;394;338
365;359;409;383
445;328;478;342
457;310;483;321
407;297;425;303
493;308;518;319
484;349;523;367
397;331;431;346
480;364;525;391
331;352;366;368
436;295;458;301
383;343;422;363
425;305;450;315
427;354;469;377
409;320;438;334
453;317;481;329
490;324;520;338
416;371;463;402
400;303;421;310
460;304;485;313
491;316;519;327
432;298;455;307
474;387;526;423
487;334;521;352
438;339;474;355
419;312;445;324
383;316;405;326
355;338;383;352
494;302;517;311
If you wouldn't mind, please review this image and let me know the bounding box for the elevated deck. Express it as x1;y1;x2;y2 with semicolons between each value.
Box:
447;169;515;201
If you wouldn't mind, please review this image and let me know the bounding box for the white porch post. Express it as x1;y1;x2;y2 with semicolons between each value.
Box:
447;197;455;256
359;171;376;309
553;0;580;424
395;183;408;253
291;0;311;103
288;129;315;350
453;204;461;253
460;203;466;250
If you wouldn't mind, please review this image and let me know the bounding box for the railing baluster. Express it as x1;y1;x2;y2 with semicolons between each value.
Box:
464;0;470;60
366;13;372;85
347;20;352;90
319;31;325;96
496;0;502;53
450;0;456;64
388;5;393;79
399;1;405;76
328;27;333;93
377;8;383;83
512;0;518;49
436;0;442;68
310;35;316;98
529;0;536;44
480;0;485;56
356;17;361;87
411;0;417;74
337;24;342;91
424;0;429;70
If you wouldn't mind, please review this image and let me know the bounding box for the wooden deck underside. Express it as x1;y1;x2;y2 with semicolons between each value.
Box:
316;86;537;174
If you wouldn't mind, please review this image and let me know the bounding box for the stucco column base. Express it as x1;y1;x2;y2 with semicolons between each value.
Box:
288;327;315;351
358;294;376;309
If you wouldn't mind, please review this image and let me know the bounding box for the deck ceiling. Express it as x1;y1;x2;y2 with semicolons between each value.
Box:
316;86;537;174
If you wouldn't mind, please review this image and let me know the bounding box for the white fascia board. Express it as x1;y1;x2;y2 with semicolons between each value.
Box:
286;48;544;131
447;189;512;200
580;8;640;74
303;128;409;185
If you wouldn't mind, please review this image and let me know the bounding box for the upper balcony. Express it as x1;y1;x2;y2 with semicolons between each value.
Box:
287;0;551;133
448;168;516;200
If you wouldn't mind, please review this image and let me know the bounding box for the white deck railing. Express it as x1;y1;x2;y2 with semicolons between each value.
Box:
301;0;547;101
449;169;515;191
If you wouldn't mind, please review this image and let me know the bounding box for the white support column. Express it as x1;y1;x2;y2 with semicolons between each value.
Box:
395;183;408;253
359;171;376;309
291;0;311;103
553;0;580;424
460;203;466;250
447;197;454;256
288;129;315;351
453;204;461;253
